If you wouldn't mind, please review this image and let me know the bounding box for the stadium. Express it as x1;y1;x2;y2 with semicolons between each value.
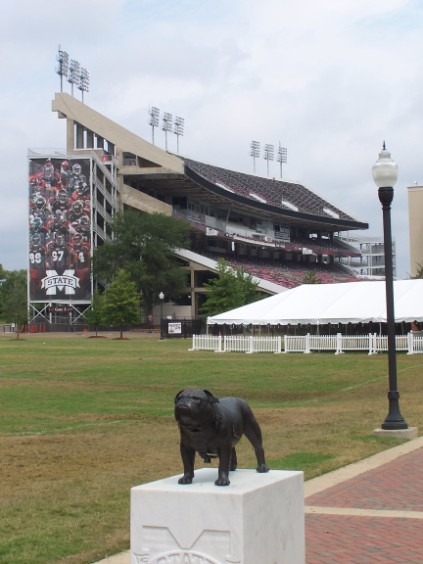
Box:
28;92;369;330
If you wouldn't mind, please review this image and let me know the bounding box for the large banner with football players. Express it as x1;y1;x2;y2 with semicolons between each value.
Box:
29;158;92;301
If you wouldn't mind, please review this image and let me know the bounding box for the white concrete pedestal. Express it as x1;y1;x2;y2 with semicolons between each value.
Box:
131;467;305;564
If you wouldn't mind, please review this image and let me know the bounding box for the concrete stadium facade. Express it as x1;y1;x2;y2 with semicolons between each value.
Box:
27;92;369;328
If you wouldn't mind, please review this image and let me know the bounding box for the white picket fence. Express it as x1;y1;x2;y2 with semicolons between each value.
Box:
224;335;282;354
189;334;222;352
190;335;281;354
190;333;423;355
408;331;423;354
285;333;415;354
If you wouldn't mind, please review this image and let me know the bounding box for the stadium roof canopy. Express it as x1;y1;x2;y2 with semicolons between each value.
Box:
207;279;423;325
183;158;368;231
52;92;368;234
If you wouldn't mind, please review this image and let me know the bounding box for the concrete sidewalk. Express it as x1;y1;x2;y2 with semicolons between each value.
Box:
95;436;423;563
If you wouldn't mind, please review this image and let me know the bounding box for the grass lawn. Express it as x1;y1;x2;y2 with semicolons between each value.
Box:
1;331;422;563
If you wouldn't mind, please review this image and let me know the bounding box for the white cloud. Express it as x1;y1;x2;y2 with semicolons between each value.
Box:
1;0;422;277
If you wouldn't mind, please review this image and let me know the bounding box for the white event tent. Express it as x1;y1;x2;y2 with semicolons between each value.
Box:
207;279;423;326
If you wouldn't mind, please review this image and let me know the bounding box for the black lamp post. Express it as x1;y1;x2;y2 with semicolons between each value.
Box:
159;291;164;340
372;143;408;430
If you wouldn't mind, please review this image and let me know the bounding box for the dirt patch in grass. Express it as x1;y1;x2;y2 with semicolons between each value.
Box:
87;335;107;339
0;419;181;564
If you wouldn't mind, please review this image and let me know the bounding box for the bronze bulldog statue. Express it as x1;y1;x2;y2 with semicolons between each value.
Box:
174;388;269;486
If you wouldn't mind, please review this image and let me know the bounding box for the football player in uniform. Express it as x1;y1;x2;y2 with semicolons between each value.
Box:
67;199;88;223
29;232;47;298
74;214;90;242
50;188;72;216
60;160;70;185
47;211;69;244
67;162;88;196
70;232;91;288
30;160;62;199
46;233;70;271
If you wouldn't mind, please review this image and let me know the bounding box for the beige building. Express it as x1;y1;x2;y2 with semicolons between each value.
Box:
408;184;423;277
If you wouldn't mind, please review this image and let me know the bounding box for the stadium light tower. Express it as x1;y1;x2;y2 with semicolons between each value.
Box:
149;107;160;145
162;112;173;151
277;144;288;179
250;141;260;174
56;46;69;93
174;116;185;154
264;144;274;177
372;143;408;432
78;68;89;103
68;59;80;97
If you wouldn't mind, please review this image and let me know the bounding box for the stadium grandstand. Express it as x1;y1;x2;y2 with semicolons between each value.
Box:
27;92;368;328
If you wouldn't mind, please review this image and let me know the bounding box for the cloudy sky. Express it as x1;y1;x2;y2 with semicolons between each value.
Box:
1;0;422;277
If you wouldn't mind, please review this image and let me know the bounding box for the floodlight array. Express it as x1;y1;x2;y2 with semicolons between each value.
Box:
148;107;185;151
250;141;260;174
277;145;288;178
278;145;287;164
56;47;69;92
250;140;260;158
149;106;160;128
79;68;89;92
251;140;287;177
174;116;185;153
68;60;81;96
78;68;89;102
149;107;160;144
162;112;173;132
174;116;184;136
264;144;275;177
264;144;275;161
162;112;173;151
56;47;89;101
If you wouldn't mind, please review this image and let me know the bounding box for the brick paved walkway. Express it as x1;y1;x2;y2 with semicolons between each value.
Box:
97;437;423;564
305;439;423;563
306;514;423;563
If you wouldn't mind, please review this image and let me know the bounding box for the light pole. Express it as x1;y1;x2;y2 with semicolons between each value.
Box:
159;292;164;340
250;141;260;174
372;143;408;430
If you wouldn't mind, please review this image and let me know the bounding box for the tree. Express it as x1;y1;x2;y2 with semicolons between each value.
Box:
302;271;321;284
93;210;189;313
410;264;423;279
201;258;261;316
0;269;27;337
83;291;105;337
101;270;140;338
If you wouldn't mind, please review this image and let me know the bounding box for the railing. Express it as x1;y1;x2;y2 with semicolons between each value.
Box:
224;335;281;354
338;334;375;354
190;334;281;353
224;335;250;353
309;334;338;352
189;334;222;352
373;335;408;353
285;333;419;355
408;332;423;354
190;333;423;355
282;335;307;353
250;336;282;354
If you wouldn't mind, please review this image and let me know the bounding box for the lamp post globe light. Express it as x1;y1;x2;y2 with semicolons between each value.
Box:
159;292;165;340
372;143;408;430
